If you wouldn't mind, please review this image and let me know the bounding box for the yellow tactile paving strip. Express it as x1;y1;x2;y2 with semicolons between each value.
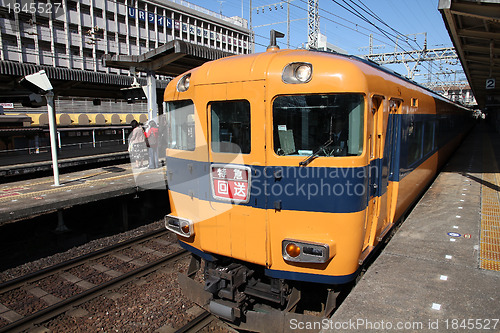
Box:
480;133;500;271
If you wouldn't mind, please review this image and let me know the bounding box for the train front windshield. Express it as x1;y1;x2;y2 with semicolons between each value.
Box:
273;94;364;157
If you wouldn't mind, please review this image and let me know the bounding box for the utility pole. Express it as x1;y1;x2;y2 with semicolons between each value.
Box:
307;0;319;49
287;0;290;48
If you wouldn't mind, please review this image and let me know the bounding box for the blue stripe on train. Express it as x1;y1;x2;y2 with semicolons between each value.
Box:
166;113;469;214
166;157;371;214
265;267;360;284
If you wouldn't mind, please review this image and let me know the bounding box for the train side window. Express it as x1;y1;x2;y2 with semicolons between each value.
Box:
273;94;364;157
423;120;435;155
407;120;423;166
211;100;251;154
165;100;195;151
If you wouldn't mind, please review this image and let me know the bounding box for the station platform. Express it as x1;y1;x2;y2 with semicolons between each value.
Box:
0;162;167;227
324;124;500;332
0;148;129;178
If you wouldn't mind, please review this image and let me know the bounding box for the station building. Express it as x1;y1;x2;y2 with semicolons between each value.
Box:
0;0;250;125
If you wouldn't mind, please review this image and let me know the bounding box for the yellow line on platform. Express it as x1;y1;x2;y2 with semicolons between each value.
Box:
480;133;500;271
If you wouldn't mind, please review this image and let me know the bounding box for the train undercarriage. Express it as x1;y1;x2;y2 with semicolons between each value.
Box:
178;254;345;332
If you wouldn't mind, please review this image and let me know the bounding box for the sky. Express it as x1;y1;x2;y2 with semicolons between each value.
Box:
176;0;464;86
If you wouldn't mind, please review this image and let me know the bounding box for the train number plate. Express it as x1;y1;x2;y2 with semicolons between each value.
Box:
211;164;251;204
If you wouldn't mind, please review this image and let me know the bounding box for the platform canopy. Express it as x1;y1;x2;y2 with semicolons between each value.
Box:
439;0;500;110
102;40;233;76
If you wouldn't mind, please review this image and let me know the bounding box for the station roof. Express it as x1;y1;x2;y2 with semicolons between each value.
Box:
0;60;169;101
102;40;234;76
439;0;500;109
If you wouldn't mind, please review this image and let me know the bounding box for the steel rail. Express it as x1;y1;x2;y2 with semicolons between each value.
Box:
0;228;168;293
174;310;213;333
0;248;188;333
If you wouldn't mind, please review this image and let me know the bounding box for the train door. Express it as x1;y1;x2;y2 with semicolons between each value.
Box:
202;81;269;267
363;95;385;252
384;99;402;226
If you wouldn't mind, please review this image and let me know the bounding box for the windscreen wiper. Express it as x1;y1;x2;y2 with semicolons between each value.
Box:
299;115;334;167
299;138;334;167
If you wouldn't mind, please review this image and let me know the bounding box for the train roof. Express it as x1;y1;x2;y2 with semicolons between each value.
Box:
175;48;470;110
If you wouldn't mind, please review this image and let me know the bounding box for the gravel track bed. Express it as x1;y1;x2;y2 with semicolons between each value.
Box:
35;276;84;299
138;252;163;264
116;247;143;259
0;317;9;327
66;265;113;285
93;256;135;273
42;258;207;332
141;238;173;253
0;221;167;284
0;288;46;316
0;221;234;332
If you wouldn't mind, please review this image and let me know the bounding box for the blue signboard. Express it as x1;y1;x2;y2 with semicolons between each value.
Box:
138;10;146;21
128;7;136;19
157;16;164;26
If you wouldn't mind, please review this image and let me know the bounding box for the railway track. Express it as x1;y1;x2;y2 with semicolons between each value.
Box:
0;228;188;332
174;310;214;333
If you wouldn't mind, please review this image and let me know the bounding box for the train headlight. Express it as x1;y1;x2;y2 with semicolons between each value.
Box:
176;73;191;92
282;239;330;263
165;215;194;238
282;62;312;84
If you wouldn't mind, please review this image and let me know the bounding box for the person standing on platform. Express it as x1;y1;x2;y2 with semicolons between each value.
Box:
146;120;159;169
128;119;147;168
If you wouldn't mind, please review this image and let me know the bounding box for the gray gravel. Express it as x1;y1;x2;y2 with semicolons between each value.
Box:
0;221;167;283
0;221;231;332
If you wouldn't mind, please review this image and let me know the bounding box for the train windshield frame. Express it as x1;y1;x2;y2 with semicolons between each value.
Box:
272;94;364;157
165;99;196;151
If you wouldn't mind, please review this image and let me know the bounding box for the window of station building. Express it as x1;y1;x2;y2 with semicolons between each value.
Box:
39;40;51;52
149;41;156;49
22;37;35;49
93;8;103;18
407;120;423;166
211;100;251;154
118;34;126;43
165;100;195;151
67;0;77;11
0;9;14;20
117;14;126;23
106;11;115;21
83;48;93;58
96;50;105;59
53;20;64;31
107;32;116;41
80;4;91;15
139;39;146;47
129;36;137;44
54;43;66;54
273;94;364;157
70;45;80;55
94;29;104;40
36;16;50;28
69;23;79;34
